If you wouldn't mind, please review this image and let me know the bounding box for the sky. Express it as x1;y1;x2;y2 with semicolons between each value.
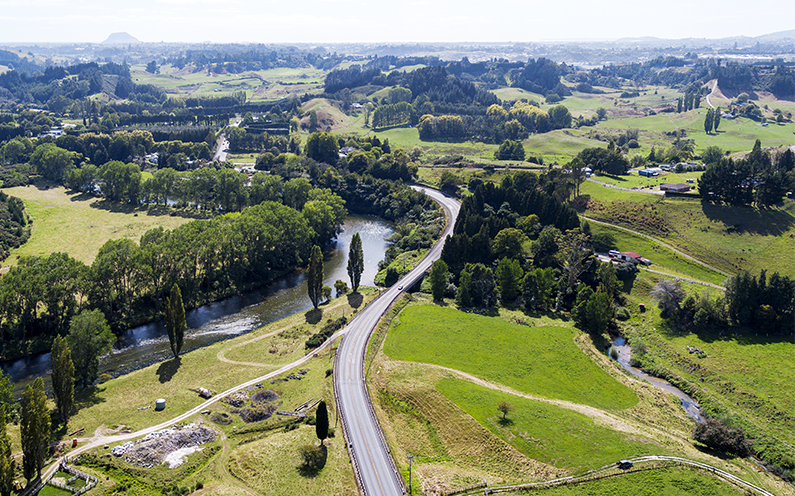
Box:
0;0;793;44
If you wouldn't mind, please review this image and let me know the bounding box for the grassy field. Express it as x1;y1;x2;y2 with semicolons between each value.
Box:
368;296;790;494
37;291;371;495
525;466;745;495
64;291;374;437
580;181;795;278
383;305;638;411
131;64;325;102
227;425;355;495
437;378;665;472
2;185;191;267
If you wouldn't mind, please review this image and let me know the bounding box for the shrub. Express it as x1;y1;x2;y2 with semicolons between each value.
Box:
693;418;752;457
609;346;619;359
615;307;630;321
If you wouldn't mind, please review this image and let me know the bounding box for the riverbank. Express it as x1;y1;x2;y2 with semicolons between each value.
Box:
3;215;394;393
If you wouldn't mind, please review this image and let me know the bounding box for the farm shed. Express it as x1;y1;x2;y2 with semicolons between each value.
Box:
659;183;690;193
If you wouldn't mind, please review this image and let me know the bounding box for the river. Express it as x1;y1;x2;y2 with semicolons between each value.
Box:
2;215;393;393
611;337;703;422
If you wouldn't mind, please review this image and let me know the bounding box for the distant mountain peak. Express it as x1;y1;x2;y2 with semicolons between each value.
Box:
102;32;140;44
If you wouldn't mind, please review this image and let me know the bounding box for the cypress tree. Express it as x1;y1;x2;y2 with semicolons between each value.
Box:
347;232;364;292
21;378;49;481
51;335;75;425
0;406;13;496
316;400;329;446
308;245;324;309
165;283;186;358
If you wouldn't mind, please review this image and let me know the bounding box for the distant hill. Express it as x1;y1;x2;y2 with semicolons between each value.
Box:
102;32;140;44
754;29;795;42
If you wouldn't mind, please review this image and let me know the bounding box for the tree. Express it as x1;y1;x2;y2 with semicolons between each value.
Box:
496;257;523;303
555;228;593;292
165;283;186;358
584;291;613;334
315;400;329;446
347;232;364;292
713;107;721;131
0;406;13;496
67;309;115;388
21;377;50;481
651;280;685;319
50;335;74;425
704;109;714;134
334;279;348;297
497;401;512;420
305;132;339;164
429;260;449;301
307;245;324;309
299;444;325;470
456;269;473;307
492;228;528;260
283;178;312;210
566;157;587;197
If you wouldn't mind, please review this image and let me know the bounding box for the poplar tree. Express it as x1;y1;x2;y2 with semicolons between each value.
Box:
21;378;49;481
51;335;75;425
307;245;324;309
0;406;13;496
166;283;186;358
714;107;721;131
347;232;364;292
704;109;714;134
315;400;329;446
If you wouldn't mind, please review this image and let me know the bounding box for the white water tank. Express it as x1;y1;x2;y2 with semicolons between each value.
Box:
155;399;166;411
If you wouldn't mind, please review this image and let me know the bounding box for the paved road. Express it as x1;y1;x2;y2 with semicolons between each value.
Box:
706;80;720;109
25;186;459;496
212;119;241;162
334;187;460;496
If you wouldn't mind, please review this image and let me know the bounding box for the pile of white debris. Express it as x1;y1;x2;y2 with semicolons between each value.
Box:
112;423;217;468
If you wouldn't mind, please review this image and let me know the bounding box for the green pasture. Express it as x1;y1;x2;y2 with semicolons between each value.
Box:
383;305;638;411
581;181;795;277
528;466;744;495
3;185;191;266
588;170;703;191
437;378;665;472
589;223;727;286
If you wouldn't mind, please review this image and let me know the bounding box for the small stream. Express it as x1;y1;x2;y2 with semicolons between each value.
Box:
611;337;703;422
2;215;393;394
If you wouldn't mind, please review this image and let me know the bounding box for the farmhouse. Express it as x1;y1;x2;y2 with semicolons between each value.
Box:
659;183;690;193
612;251;652;266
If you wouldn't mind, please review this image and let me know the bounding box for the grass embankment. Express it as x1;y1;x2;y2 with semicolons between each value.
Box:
522;466;745;496
372;298;791;495
384;305;637;410
2;185;191;266
581;180;795;278
49;292;369;494
618;275;795;477
66;291;373;436
437;378;656;472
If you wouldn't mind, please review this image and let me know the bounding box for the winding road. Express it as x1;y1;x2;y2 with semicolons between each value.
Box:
25;186;459;496
333;187;460;495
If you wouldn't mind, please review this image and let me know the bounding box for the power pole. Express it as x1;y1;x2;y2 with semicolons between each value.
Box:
407;454;414;495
